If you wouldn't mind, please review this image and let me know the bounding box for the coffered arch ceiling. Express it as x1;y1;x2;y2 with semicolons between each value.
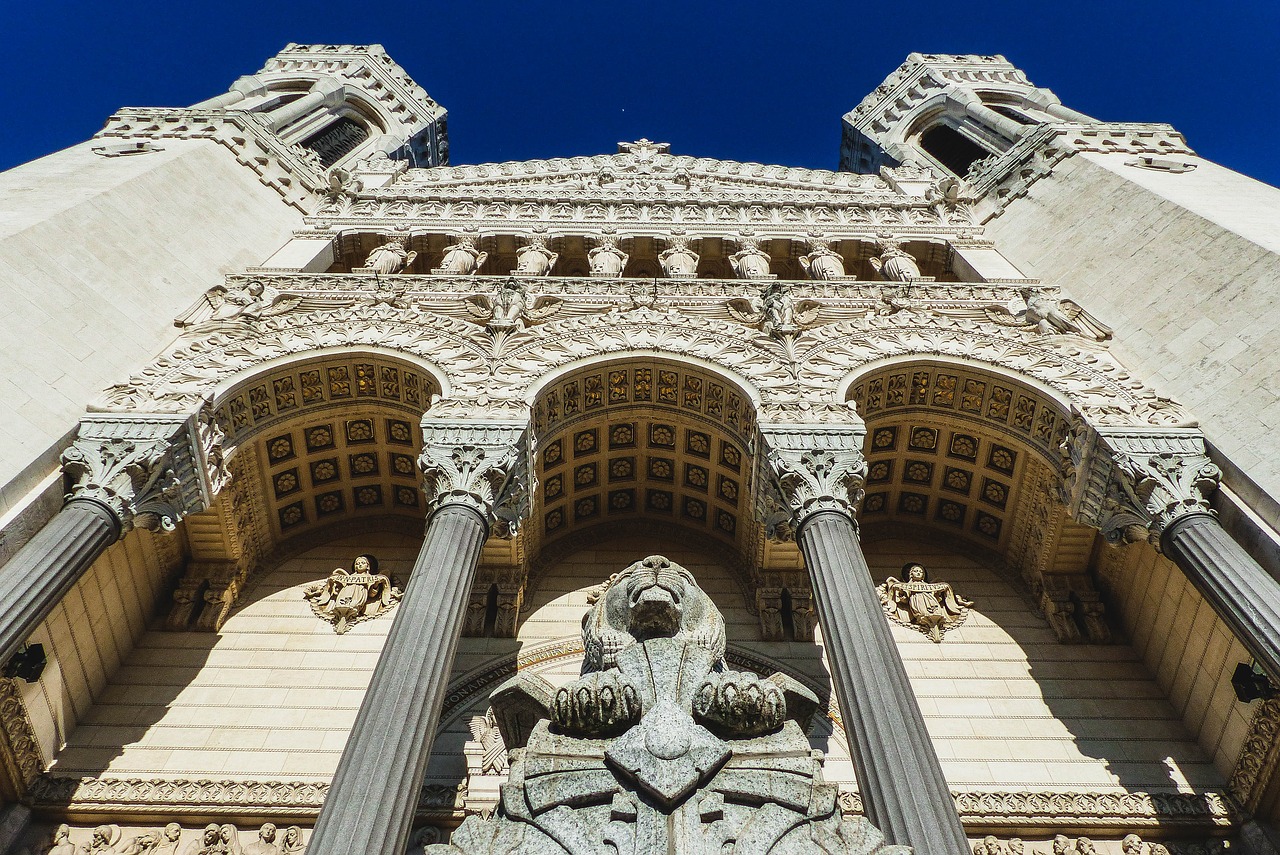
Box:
529;358;760;567
846;359;1072;557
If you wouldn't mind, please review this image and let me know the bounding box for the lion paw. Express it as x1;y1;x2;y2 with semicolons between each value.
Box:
693;671;786;737
551;671;641;737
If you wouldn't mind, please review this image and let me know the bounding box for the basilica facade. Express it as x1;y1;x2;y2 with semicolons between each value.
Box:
0;46;1277;855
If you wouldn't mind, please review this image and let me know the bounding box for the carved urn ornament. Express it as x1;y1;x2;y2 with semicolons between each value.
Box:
877;563;973;643
427;555;909;854
302;554;402;634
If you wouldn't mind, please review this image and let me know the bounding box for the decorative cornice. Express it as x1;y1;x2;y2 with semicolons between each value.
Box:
94;109;326;213
0;679;43;791
60;403;228;533
418;419;527;526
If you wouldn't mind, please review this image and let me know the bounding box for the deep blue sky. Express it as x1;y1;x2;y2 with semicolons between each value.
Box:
4;2;1279;187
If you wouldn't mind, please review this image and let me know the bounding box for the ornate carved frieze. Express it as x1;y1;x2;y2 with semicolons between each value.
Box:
1061;426;1219;545
61;405;228;533
1228;697;1280;813
419;420;528;526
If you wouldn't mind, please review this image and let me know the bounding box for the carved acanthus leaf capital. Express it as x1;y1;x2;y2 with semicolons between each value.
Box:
759;424;868;533
1060;423;1219;545
60;405;228;533
418;419;529;528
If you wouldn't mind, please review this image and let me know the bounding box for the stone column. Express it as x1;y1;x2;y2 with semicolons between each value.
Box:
761;423;970;855
306;421;526;855
1076;432;1280;681
0;411;224;666
188;75;267;110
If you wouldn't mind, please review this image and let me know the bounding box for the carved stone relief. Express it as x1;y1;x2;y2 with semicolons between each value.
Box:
876;563;972;642
302;554;403;633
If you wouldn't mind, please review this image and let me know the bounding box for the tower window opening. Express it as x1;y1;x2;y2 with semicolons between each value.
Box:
302;117;370;167
919;125;992;177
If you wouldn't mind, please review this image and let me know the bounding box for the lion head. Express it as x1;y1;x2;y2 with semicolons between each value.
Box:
581;555;727;673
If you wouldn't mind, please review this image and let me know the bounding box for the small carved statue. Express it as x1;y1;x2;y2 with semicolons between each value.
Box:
877;562;973;643
242;825;279;855
799;236;847;280
46;825;75;855
363;238;417;275
587;233;629;277
868;238;923;281
1022;288;1112;340
175;281;315;327
437;234;488;275
466;708;510;775
728;236;773;279
81;826;123;855
658;234;699;277
279;828;305;855
303;554;402;634
513;235;558;276
464;278;564;332
727;282;822;338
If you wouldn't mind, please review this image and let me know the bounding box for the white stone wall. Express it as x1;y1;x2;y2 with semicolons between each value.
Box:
44;529;1223;801
1100;541;1256;778
0;139;304;516
985;152;1280;511
22;529;177;766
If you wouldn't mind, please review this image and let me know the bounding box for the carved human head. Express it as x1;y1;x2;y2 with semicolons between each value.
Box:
904;562;927;582
353;554;378;573
283;827;302;845
258;823;277;842
53;825;70;842
164;823;182;841
219;825;237;843
92;827;110;845
202;825;220;844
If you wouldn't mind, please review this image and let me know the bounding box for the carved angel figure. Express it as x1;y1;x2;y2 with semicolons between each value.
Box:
587;234;629;277
658;234;699;277
436;234;487;275
303;554;402;634
324;167;363;201
868;239;922;281
729;237;773;279
174;281;337;327
464;278;564;331
363;238;417;275
727;282;821;338
877;562;973;643
799;237;846;280
513;236;558;276
982;289;1113;341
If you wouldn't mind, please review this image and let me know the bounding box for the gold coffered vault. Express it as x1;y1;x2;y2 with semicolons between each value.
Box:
0;46;1277;855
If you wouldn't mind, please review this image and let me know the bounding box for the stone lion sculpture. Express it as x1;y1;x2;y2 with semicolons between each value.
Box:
426;555;910;854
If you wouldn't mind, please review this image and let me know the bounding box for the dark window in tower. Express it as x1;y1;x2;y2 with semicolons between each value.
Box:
302;117;370;168
919;125;991;177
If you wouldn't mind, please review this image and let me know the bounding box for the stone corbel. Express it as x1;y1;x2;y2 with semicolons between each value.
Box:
61;401;229;535
1060;419;1218;548
164;560;244;632
463;566;526;638
755;579;817;642
757;421;868;532
1038;574;1115;644
418;418;530;529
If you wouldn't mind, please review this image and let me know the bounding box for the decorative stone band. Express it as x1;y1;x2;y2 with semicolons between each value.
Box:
22;773;1236;829
418;418;529;528
62;402;229;534
758;422;868;533
1060;423;1219;546
1229;698;1280;814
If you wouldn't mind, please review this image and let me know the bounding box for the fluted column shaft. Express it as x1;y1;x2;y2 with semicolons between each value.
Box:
798;511;970;855
1163;512;1280;680
307;504;488;855
0;500;120;666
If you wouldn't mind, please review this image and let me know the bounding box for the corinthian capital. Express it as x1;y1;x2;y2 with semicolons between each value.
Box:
418;419;529;528
758;423;868;533
1060;424;1219;545
61;404;229;533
